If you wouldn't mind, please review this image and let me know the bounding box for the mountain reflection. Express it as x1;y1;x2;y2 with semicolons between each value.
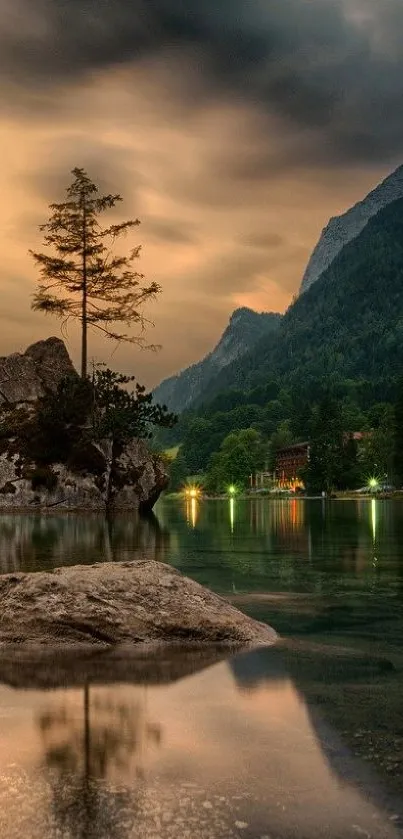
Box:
0;649;391;839
0;511;169;573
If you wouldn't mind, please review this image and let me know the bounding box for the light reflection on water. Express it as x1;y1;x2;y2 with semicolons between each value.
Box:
0;648;401;839
0;500;402;836
0;498;400;587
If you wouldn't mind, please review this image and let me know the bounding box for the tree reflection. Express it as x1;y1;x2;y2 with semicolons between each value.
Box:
37;685;162;839
0;511;169;573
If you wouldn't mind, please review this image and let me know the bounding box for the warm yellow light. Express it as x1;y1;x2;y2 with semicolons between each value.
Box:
228;484;237;496
190;497;197;528
368;477;379;490
184;485;200;499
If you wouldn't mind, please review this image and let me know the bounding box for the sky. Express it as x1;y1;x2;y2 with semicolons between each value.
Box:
0;0;402;387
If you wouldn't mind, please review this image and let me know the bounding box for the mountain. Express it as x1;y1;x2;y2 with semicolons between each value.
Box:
191;195;403;406
300;164;403;294
153;308;282;413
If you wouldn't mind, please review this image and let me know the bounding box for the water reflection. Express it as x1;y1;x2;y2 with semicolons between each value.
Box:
37;686;163;839
229;496;235;534
158;498;403;599
0;649;400;839
0;512;169;573
1;500;402;593
38;687;162;780
185;496;199;529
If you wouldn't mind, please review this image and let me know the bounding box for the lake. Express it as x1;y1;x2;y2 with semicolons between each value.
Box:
0;498;402;838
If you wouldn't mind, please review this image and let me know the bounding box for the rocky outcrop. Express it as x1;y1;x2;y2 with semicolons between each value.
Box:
0;559;277;651
0;338;168;511
153;308;282;412
300;164;403;294
0;438;168;511
0;337;75;405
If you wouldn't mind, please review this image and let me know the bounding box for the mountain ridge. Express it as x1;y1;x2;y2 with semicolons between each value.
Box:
153;307;282;413
187;194;403;408
300;163;403;293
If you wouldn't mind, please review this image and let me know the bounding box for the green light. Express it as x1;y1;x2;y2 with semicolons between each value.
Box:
228;485;236;496
368;478;379;489
371;497;377;542
229;496;235;533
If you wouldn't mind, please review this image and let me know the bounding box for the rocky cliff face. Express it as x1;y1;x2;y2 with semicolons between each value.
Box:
0;338;168;511
300;164;403;294
0;337;74;405
153;308;282;413
0;438;168;512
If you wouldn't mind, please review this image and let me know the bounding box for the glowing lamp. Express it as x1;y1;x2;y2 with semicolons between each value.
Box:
184;485;200;499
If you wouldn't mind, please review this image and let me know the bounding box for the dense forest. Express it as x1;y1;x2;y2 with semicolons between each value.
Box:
160;196;403;491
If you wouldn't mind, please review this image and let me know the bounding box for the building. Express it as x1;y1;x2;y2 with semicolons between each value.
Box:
274;441;310;489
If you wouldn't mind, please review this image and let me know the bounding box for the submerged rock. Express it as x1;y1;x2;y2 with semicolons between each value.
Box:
0;559;276;651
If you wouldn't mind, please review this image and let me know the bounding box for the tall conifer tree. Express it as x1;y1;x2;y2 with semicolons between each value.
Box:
30;168;160;378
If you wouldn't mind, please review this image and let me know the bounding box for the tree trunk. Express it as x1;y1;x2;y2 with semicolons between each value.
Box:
81;297;87;379
81;202;88;379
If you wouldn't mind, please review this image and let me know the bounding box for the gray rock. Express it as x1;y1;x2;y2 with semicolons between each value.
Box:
0;559;277;651
0;439;168;511
300;164;403;294
0;339;168;511
0;337;75;405
24;336;75;393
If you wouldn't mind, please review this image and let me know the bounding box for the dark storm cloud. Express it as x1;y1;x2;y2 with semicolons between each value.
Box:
17;138;145;215
2;0;403;162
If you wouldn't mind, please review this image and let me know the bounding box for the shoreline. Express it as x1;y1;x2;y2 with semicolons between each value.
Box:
163;492;403;501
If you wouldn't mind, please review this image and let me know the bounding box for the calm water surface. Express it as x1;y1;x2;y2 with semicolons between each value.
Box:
0;498;402;838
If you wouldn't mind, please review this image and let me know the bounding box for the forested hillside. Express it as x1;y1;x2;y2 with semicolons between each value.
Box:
166;196;403;481
193;196;403;406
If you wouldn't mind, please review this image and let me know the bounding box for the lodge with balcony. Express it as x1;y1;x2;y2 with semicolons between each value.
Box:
275;441;310;489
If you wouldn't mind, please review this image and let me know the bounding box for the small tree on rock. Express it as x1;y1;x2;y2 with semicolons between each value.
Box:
91;369;177;446
30;168;160;379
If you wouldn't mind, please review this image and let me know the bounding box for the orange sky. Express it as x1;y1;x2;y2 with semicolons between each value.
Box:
0;1;402;387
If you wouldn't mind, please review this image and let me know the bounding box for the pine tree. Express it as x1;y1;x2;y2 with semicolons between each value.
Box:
305;392;345;493
30;168;160;378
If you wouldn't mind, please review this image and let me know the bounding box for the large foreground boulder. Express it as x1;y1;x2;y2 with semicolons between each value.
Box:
0;560;276;650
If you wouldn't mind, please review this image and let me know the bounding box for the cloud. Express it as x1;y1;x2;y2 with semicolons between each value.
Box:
144;217;198;246
1;0;403;163
0;1;401;386
240;233;284;250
